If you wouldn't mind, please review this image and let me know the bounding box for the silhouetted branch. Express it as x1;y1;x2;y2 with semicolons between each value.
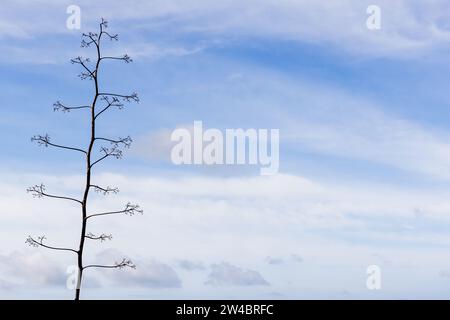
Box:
101;54;132;63
98;92;139;103
31;134;87;154
81;32;99;48
94;136;132;148
26;236;78;253
27;184;82;204
102;31;118;41
90;146;123;167
90;185;119;195
53;101;91;113
94;96;124;119
85;232;112;242
100;18;108;29
83;258;135;270
86;203;143;220
80;19;115;49
71;56;95;80
81;35;97;48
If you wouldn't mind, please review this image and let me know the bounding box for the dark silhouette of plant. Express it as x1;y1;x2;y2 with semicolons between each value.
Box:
26;19;142;300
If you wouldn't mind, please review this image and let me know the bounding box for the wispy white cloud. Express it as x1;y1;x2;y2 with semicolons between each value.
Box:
2;0;450;60
265;256;284;266
0;250;66;288
176;259;206;271
280;85;450;180
205;262;269;286
131;63;450;181
94;249;182;288
2;171;450;298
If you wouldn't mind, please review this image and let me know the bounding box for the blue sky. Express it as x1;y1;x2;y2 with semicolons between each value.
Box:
2;0;450;299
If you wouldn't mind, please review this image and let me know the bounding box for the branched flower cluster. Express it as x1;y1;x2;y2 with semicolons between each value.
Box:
26;184;46;198
25;235;45;247
123;92;139;103
71;56;95;80
115;258;136;269
100;146;123;160
122;54;132;63
31;134;51;147
86;232;113;242
100;96;124;110
53;101;70;113
92;185;120;195
111;136;132;149
124;203;144;216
